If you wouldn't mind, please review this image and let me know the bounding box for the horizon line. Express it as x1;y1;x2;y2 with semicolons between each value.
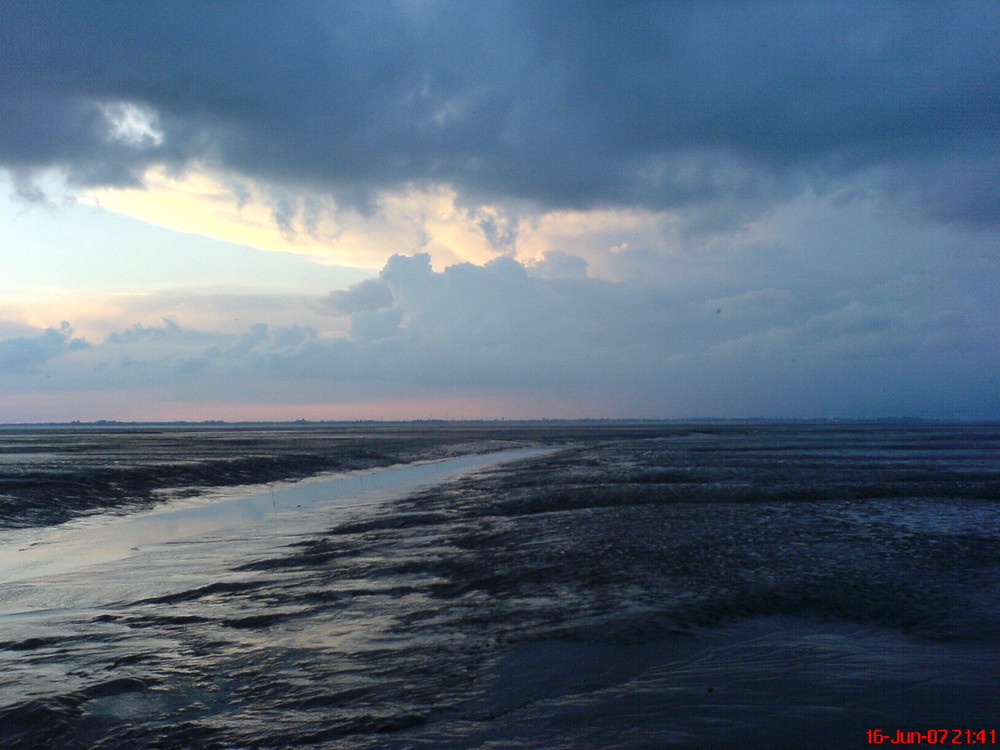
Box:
2;416;987;428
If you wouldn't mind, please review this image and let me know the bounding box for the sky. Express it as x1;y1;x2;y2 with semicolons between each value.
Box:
1;0;998;422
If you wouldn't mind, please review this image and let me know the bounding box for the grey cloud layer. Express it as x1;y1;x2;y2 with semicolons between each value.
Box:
0;323;89;374
3;255;993;417
3;1;998;225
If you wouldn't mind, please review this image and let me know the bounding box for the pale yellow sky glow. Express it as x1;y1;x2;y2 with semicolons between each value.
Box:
0;290;352;342
84;167;523;271
0;389;604;423
81;165;688;280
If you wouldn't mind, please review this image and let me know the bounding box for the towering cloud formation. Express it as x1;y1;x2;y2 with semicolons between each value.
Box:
2;253;991;419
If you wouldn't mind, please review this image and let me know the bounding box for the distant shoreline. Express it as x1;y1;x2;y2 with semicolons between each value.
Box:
1;416;978;428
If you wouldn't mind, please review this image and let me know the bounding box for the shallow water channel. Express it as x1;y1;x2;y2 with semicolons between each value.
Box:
0;448;547;603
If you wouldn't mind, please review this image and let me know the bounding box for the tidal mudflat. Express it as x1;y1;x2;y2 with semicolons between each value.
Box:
1;421;998;748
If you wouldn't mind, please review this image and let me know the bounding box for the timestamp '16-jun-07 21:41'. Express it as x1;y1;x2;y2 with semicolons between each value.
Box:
867;730;997;745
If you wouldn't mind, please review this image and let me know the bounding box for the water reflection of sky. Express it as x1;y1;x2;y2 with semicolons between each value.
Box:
0;448;547;591
0;452;60;464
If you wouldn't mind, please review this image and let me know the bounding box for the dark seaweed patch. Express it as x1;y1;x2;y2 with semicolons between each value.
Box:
220;613;289;629
0;636;66;651
136;579;269;605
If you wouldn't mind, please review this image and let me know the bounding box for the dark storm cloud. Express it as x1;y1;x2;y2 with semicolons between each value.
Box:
2;1;998;225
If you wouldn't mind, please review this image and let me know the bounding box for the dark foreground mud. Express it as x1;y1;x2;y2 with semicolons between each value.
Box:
1;421;998;749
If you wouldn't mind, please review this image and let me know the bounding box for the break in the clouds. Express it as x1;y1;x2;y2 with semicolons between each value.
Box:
3;0;999;228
